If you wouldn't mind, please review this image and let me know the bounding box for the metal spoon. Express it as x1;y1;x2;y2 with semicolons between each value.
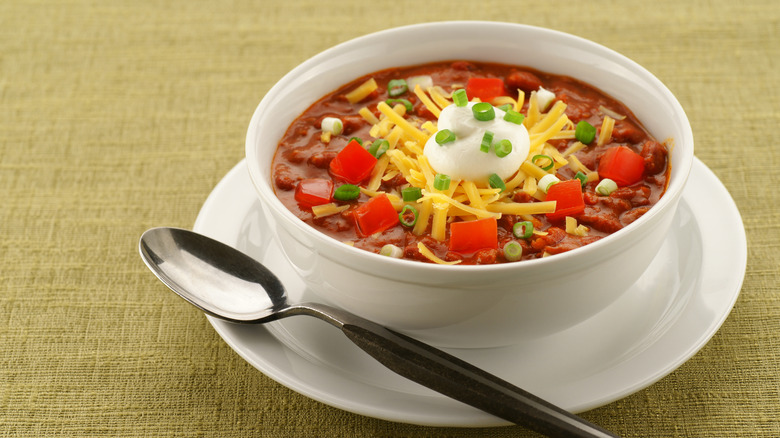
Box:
138;227;618;438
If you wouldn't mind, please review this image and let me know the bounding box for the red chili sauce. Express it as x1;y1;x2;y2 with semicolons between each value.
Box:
271;61;669;265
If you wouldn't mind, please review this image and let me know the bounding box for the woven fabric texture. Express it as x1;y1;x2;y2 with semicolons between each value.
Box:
1;0;778;436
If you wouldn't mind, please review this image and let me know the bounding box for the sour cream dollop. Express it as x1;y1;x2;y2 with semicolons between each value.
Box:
423;102;530;184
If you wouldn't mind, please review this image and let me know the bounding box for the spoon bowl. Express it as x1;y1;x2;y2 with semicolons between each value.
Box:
140;227;288;322
139;226;618;438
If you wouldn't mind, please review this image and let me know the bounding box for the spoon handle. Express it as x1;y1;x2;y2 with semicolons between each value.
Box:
336;316;618;437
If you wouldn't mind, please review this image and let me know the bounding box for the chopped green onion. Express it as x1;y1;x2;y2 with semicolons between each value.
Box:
398;204;418;227
401;186;423;202
380;244;403;258
536;86;556;111
532;154;554;171
538;174;561;193
498;103;512;112
368;139;389;158
503;241;523;262
488;173;506;192
435;129;457;145
349;137;363;146
596;178;618;196
433;173;451;191
387;79;408;97
452;88;468;107
385;98;413;113
472;102;495;121
503;109;525;125
494;139;512;158
480;130;494;153
575;120;597;144
321;117;343;135
513;221;534;239
574;171;588;188
407;75;433;91
333;184;360;201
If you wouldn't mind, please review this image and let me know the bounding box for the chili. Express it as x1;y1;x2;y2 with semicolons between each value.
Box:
271;60;669;264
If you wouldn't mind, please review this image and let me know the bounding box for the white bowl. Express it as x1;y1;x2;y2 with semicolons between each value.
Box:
246;21;694;348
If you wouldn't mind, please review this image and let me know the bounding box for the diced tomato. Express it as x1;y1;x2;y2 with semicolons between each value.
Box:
329;139;377;184
465;77;505;102
598;146;645;186
294;178;333;207
353;194;399;237
545;180;585;221
449;217;498;253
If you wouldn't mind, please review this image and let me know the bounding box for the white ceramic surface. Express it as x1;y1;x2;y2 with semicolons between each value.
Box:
245;22;695;347
194;158;744;427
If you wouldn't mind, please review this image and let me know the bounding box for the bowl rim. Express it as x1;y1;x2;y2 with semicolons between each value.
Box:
246;20;694;276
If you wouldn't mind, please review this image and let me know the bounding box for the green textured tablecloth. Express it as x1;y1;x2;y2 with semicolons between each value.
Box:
2;1;778;436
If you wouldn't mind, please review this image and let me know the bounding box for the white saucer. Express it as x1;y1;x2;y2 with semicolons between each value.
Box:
192;157;746;428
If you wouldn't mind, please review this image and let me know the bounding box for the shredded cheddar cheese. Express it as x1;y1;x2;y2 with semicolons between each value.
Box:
413;198;433;235
461;181;485;210
598;105;626;120
565;216;590;236
359;107;379;124
561;141;586;157
543;144;569;169
567;155;599;182
491;95;519;111
597;115;615;146
522;175;538;196
376;101;428;144
312;203;349;218
413;84;442;118
367;154;391;191
430;201;448;241
345;78;378;104
421;190;500;219
421;120;438;134
341;78;580;247
529;111;570;150
428;86;453;109
417;242;461;265
524;91;542;128
486;201;557;216
528;101;567;135
520;160;550;180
